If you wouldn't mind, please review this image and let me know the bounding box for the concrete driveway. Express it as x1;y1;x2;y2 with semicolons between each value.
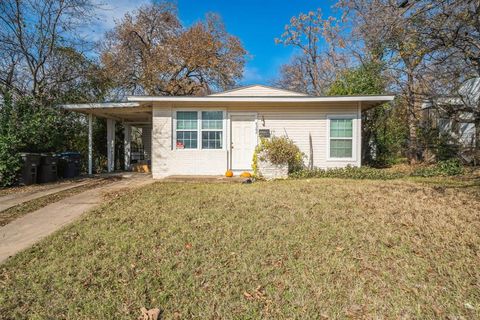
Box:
0;174;154;264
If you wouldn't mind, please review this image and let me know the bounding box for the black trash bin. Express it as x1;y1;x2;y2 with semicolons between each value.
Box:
38;154;58;183
57;157;68;178
57;152;81;178
18;153;41;185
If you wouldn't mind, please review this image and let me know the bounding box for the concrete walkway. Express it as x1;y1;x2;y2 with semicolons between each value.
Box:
0;179;92;212
0;174;154;264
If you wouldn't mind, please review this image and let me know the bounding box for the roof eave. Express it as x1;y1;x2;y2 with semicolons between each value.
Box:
127;95;395;103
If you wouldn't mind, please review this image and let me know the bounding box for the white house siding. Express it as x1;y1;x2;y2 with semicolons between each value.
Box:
151;103;361;178
209;85;306;97
247;105;361;170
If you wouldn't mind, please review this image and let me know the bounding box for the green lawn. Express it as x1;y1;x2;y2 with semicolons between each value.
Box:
1;179;479;319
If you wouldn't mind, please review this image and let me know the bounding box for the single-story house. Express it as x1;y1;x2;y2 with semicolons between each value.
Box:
62;85;394;178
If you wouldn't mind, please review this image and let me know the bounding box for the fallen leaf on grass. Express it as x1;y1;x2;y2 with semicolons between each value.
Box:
345;304;365;318
243;286;267;301
254;285;265;297
138;307;160;320
243;291;254;300
464;302;475;310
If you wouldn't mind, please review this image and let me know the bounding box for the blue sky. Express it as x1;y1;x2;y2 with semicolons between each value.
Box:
176;0;337;84
94;0;337;84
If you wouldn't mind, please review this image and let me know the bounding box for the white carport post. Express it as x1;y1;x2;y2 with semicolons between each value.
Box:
107;118;115;172
88;113;93;175
124;124;132;170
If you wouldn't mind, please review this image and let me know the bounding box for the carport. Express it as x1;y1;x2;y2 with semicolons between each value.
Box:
61;102;153;174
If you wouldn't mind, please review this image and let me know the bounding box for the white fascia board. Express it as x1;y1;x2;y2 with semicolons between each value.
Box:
61;102;140;110
127;96;395;103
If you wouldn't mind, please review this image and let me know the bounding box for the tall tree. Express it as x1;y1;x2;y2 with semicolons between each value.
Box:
328;62;407;165
336;0;433;163
277;2;461;163
0;0;98;102
274;10;348;95
420;0;480;161
101;3;246;96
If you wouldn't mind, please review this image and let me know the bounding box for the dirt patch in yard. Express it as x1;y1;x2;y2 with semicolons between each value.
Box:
0;178;479;319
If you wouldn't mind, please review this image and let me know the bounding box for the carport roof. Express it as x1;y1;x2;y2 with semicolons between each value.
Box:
61;102;140;109
61;102;151;123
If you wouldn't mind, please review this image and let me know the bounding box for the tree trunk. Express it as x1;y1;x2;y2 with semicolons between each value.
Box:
361;112;373;164
475;115;480;166
406;70;419;164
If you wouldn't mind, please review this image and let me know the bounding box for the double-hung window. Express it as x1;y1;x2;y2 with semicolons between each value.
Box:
329;118;353;158
175;111;223;149
176;111;198;149
201;111;223;149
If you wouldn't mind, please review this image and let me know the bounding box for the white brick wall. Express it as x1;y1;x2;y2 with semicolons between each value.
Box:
257;158;288;180
151;107;228;178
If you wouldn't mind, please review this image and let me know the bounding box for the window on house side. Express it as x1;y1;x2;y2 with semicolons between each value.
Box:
330;119;353;158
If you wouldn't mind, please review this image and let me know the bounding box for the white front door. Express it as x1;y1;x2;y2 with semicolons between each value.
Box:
230;114;256;171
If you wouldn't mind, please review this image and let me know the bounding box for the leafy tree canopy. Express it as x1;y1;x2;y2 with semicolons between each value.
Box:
327;63;385;96
100;3;247;96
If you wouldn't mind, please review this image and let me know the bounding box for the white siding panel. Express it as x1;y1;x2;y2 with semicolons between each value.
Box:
210;85;306;97
254;106;360;169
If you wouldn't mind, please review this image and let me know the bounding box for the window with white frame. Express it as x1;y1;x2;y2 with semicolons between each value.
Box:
329;118;353;158
201;111;223;149
176;111;198;149
175;111;223;149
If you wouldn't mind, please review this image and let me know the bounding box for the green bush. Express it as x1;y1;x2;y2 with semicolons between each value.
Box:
0;94;22;187
0;94;119;187
0;135;22;187
411;159;464;177
290;165;405;180
0;93;97;186
253;137;304;174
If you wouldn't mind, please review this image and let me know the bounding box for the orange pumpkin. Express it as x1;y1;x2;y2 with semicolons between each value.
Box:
240;172;252;178
225;170;234;177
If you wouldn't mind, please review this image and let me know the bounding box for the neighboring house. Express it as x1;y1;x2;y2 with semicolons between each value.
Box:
62;85;394;179
422;78;479;161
